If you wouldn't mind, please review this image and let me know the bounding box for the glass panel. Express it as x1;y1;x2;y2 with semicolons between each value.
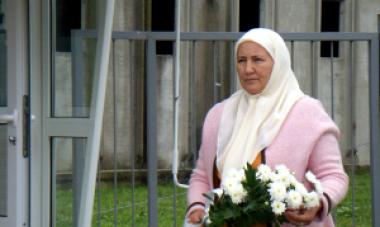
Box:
51;0;97;117
0;125;7;216
0;0;7;107
52;137;86;227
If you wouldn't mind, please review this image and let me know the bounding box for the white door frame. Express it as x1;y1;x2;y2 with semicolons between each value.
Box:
29;0;49;225
0;0;28;226
29;0;114;226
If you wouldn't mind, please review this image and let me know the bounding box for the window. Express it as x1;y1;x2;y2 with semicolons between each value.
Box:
151;0;174;55
239;0;260;31
0;0;6;106
0;0;4;29
52;0;94;117
320;0;340;57
55;0;81;52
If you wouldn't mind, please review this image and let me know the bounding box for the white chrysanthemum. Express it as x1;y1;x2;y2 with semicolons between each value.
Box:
222;176;237;191
305;171;318;184
269;172;280;183
277;172;293;188
271;200;286;215
294;182;308;196
304;191;320;208
269;182;287;201
213;188;224;197
237;168;246;182
225;168;245;182
221;169;248;204
286;190;303;208
287;174;298;186
314;181;324;195
275;164;291;175
256;164;272;182
205;217;212;225
227;183;247;204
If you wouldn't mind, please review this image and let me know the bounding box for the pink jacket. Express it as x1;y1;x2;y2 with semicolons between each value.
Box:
187;96;349;227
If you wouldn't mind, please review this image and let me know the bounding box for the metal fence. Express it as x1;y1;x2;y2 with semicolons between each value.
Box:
62;31;379;227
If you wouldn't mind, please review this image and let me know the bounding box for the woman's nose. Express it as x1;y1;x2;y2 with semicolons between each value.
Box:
245;61;255;73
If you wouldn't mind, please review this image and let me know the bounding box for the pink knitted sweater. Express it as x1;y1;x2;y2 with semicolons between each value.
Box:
187;96;349;227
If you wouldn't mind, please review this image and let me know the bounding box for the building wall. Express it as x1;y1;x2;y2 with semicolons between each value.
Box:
352;0;380;165
266;0;375;166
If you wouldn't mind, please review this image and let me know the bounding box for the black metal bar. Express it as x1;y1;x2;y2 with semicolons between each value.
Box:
97;159;101;227
146;38;158;227
369;33;380;227
290;41;294;70
212;41;218;103
129;39;136;227
349;40;357;227
230;41;236;95
310;41;317;97
111;39;118;227
190;41;197;164
329;41;335;120
71;30;378;42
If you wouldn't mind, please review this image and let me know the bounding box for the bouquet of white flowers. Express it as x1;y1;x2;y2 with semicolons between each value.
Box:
203;163;323;227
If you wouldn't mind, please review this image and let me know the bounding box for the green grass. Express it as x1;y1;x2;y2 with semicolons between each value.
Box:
56;181;188;227
335;168;372;227
56;169;371;227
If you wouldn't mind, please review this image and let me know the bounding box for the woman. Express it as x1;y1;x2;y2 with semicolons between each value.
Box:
185;28;348;227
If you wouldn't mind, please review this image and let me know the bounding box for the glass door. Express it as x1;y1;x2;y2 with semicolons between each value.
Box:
0;0;28;226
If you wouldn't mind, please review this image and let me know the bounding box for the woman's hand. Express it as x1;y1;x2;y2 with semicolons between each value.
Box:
187;208;206;224
284;203;322;226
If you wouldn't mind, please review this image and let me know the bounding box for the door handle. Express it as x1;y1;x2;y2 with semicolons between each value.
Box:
0;109;18;126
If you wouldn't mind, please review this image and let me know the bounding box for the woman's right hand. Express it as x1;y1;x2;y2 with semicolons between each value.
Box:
187;208;206;224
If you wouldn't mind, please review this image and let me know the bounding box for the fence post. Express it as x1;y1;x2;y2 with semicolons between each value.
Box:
370;15;380;227
147;38;158;227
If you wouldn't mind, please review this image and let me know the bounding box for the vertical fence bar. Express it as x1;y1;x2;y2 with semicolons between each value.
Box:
97;157;101;227
314;41;319;98
129;39;136;227
111;39;118;227
146;38;158;227
230;41;236;94
369;34;380;227
310;41;317;97
190;41;197;163
172;183;177;227
348;40;357;226
329;41;335;120
51;142;56;227
71;31;86;226
290;41;294;70
212;41;218;103
310;41;314;96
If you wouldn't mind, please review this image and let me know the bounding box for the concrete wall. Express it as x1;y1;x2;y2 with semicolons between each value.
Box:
351;0;380;165
264;0;374;166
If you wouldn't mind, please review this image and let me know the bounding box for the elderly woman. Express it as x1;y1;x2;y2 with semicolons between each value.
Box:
185;28;348;227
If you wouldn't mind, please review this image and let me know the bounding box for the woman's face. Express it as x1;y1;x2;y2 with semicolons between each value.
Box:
236;41;274;95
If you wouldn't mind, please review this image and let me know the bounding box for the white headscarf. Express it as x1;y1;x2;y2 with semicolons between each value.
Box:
216;28;304;176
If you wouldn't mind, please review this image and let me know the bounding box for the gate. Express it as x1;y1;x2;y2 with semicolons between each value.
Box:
50;31;379;227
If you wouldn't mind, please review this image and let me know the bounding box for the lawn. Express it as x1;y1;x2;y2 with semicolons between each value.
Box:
56;168;371;227
334;167;372;227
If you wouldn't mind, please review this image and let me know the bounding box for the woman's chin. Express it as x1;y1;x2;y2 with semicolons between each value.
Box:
243;87;262;95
